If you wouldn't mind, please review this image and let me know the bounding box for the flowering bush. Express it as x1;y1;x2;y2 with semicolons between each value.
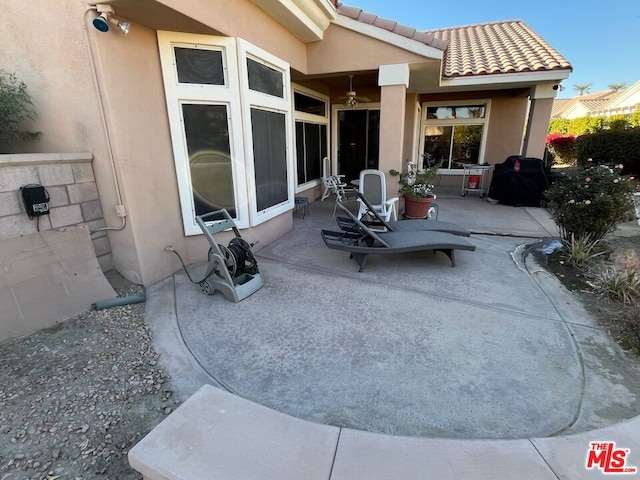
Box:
544;164;637;242
546;133;577;164
389;162;437;199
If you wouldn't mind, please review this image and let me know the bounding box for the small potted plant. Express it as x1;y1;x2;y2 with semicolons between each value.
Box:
389;158;439;218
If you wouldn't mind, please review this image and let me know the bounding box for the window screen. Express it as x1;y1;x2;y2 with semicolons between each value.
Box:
247;58;283;98
175;47;224;85
251;108;288;210
182;103;236;216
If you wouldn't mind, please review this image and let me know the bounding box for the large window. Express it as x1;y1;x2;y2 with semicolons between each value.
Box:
250;108;288;211
239;43;293;223
293;88;328;188
158;32;293;234
420;101;490;170
182;103;236;217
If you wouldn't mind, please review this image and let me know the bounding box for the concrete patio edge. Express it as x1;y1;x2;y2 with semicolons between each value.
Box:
129;384;640;479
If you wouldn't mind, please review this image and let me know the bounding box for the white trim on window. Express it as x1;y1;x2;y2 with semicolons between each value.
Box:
419;99;491;173
158;32;295;233
237;39;293;226
292;83;329;192
158;32;249;234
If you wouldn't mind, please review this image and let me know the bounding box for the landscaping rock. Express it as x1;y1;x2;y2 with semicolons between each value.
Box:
0;284;180;480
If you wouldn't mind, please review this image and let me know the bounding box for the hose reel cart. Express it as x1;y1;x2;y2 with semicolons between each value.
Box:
167;209;263;302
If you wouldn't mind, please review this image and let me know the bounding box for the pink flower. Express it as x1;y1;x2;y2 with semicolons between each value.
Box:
616;164;624;169
568;199;575;204
584;185;589;189
585;177;591;182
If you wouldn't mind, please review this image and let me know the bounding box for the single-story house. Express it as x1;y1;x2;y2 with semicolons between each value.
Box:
0;0;571;286
552;80;640;119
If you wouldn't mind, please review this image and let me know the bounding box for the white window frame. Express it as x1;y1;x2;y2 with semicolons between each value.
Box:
419;99;491;175
292;83;329;192
158;32;295;233
158;32;248;233
237;39;294;226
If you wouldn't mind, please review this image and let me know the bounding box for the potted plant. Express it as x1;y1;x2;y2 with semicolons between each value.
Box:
389;158;439;218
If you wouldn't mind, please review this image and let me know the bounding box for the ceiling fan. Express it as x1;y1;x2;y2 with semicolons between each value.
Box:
338;75;371;107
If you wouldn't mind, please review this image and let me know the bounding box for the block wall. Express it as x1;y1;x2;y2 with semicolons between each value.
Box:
0;153;112;272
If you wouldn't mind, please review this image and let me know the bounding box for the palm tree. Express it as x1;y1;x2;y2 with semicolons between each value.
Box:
573;83;592;95
608;82;626;92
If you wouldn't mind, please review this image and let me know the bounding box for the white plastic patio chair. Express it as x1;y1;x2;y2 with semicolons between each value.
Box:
321;157;346;201
357;169;398;222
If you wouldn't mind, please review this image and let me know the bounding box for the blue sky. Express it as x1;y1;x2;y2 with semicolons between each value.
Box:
348;1;639;98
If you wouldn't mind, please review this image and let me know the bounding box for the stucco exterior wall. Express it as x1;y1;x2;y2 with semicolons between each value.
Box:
307;24;433;75
484;96;530;164
88;19;295;285
1;0;302;286
156;0;308;72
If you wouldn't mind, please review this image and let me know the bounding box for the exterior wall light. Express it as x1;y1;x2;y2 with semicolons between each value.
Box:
92;4;130;35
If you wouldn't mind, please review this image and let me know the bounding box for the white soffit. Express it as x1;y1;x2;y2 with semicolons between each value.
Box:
251;0;336;42
333;16;443;60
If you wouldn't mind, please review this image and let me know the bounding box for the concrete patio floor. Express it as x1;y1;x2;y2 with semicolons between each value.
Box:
146;191;640;440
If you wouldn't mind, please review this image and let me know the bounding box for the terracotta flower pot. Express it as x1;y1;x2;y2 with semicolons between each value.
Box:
403;194;435;219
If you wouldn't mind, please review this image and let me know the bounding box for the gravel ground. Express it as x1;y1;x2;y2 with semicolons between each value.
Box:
0;282;180;480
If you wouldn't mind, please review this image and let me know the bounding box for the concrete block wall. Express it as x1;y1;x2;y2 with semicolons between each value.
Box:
0;153;112;272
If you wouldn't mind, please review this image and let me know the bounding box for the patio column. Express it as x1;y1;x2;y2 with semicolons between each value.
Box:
522;83;558;159
378;64;409;193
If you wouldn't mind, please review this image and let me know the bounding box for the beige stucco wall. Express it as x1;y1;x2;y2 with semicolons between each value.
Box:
155;0;308;73
88;16;295;285
307;24;434;75
1;0;300;286
0;1;143;280
484;96;530;164
522;98;554;160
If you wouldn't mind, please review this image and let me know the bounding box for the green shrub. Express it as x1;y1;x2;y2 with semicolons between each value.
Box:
549;118;570;134
620;306;640;354
562;233;608;267
546;133;576;164
549;110;640;136
544;165;636;242
593;269;640;305
629;111;640;128
0;70;41;145
576;129;640;174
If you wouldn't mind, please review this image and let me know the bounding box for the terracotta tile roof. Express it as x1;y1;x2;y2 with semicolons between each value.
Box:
336;3;449;51
427;20;572;78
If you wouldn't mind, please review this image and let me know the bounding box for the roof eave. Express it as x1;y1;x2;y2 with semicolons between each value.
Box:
332;15;444;60
440;69;572;88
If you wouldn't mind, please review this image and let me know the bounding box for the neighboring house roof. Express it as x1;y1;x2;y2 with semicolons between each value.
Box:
551;98;572;118
552;80;640;118
426;20;572;78
336;4;448;51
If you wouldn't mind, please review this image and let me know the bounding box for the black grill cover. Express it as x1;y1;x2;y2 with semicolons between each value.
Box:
487;156;549;207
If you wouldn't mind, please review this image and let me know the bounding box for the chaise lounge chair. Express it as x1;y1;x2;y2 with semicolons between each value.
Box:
337;191;471;237
322;202;475;272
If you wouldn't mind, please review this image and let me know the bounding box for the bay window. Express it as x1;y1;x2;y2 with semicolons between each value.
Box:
158;32;293;234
